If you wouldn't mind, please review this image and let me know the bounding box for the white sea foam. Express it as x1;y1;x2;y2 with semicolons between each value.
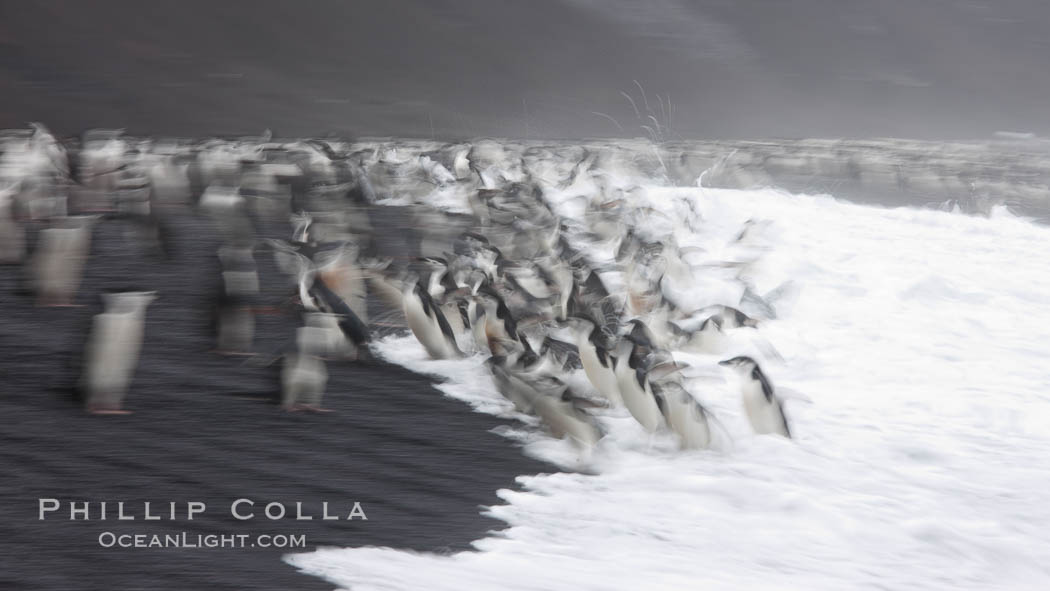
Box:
288;182;1050;589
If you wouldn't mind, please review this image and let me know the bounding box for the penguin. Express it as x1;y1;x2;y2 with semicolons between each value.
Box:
19;123;70;220
472;286;523;357
361;261;406;316
536;256;574;321
269;236;373;359
624;318;659;353
491;269;549;324
418;255;473;345
676;315;728;354
539;335;582;371
529;378;603;449
306;265;372;360
470;293;495;356
31;215;99;306
199;180;256;244
403;279;462;360
718;356;791;438
80;290;157;414
418;256;457;299
213;244;259;354
281;321;330;412
300;312;351;359
0;182;25;263
564;316;622;407
308;278;372;358
704;305;759;329
652;379;713;450
112;163;174;260
613;336;664;432
501;260;556;302
571;269;619;328
485;357;602;448
317;242;369;325
485;355;540;414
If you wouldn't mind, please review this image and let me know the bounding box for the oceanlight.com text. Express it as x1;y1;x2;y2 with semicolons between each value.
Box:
97;531;307;549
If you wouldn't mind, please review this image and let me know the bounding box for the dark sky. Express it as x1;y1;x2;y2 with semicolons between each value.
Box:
2;0;1050;140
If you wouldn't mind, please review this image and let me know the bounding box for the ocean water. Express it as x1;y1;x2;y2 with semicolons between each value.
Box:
287;176;1050;589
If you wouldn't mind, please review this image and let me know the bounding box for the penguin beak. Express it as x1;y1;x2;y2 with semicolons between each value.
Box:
717;359;733;367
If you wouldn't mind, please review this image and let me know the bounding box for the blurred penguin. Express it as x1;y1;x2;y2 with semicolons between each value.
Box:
564;315;622;407
719;356;792;438
213;243;259;354
281;315;331;412
316;242;369;325
113;163;174;260
403;278;462;360
31;215;99;306
0;182;25;263
80;290;157;414
652;379;714;450
613;334;665;433
529;377;603;449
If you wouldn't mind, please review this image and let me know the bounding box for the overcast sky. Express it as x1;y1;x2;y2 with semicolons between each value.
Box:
2;0;1050;140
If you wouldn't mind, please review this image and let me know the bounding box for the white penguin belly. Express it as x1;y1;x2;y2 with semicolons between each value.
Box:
663;391;712;450
440;300;470;352
35;228;88;297
577;339;622;406
741;380;789;437
282;354;328;403
614;359;662;432
85;311;143;393
403;293;454;359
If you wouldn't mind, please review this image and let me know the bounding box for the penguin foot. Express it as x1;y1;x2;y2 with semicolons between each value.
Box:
87;408;133;415
36;292;82;307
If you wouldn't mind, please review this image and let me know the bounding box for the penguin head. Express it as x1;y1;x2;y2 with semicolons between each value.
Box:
417;256;448;270
646;356;683;382
718;355;757;372
624;318;656;349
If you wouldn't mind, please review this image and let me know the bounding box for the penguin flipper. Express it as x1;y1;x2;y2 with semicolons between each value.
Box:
777;400;792;439
752;366;776;404
311;277;371;345
418;283;461;354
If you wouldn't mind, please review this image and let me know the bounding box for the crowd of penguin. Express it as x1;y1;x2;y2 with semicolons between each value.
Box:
1;123;795;449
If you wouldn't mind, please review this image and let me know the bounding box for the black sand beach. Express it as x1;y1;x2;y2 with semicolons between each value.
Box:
0;204;551;590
